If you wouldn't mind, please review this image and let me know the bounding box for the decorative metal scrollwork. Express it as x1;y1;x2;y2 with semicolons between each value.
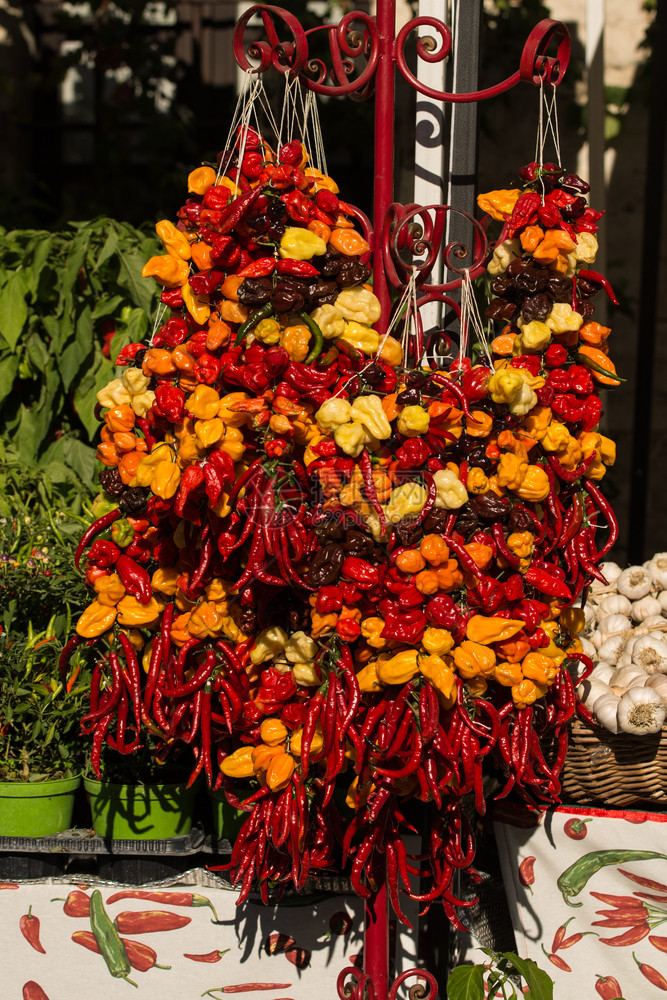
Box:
383;203;489;293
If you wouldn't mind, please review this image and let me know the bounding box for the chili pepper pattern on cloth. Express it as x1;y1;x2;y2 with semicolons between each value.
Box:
64;123;619;921
2;882;412;999
494;803;667;998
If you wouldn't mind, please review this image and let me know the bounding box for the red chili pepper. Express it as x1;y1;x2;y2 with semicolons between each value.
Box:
75;509;121;569
524;565;572;601
114;910;192;934
577;269;619;305
203;985;292;995
105;889;218;919
508;191;541;235
19;907;46;953
595;976;624;999
116;553;152;604
275;257;319;277
22;983;50;1000
542;947;571;973
600;925;649;946
52;889;91;917
563;817;592;840
184;949;231;963
72;930;170;972
518;856;536;890
633;951;667;990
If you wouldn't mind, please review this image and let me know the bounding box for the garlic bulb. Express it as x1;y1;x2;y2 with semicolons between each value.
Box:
597;633;628;665
649;554;667;590
590;662;614;684
631;596;662;623
617;686;665;735
578;678;611;710
593;693;621;733
597;613;631;640
617;566;653;601
637;615;667;631
645;674;667;702
579;637;597;660
600;561;622;583
631;635;667;675
610;665;646;695
584;603;597;627
658;591;667;613
599;594;633;617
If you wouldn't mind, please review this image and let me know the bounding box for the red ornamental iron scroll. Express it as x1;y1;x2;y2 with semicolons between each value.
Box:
233;3;570;332
232;5;571;999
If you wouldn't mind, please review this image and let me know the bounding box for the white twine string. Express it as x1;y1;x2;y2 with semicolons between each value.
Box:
534;80;562;202
459;269;493;368
149;302;168;347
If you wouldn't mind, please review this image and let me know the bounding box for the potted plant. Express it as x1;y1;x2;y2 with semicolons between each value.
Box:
0;461;93;836
0;618;91;836
83;738;201;841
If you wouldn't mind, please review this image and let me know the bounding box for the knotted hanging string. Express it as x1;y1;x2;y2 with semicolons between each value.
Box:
459;269;493;369
330;269;419;400
278;74;328;177
534;79;562;202
398;268;423;367
218;71;282;187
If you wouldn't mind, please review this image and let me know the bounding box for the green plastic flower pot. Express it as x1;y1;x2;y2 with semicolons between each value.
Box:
209;788;245;841
84;778;198;840
0;776;81;837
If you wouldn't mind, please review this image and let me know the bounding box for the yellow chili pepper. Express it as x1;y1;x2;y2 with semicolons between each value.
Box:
156;219;192;261
142;254;189;288
476;188;521;220
466;615;525;645
494;661;524;687
350;394;392;440
280;323;311;362
511;677;548;709
195;417;224;449
376;649;420;686
182;283;211;325
514;464;550;502
259;718;288;747
221;746;255;778
116;596;161;627
419;654;456;706
94;573;126;607
422;627;454;656
360;617;389;650
151;567;181;596
151;460;181;499
497;452;528;491
279;227;327;260
76;601;117;638
188;165;217;195
453;640;496;678
290;727;324;757
521;651;558;686
356;661;383;692
186;385;220;420
252;743;283;772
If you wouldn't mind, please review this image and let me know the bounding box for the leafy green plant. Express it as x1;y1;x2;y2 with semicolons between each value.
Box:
0;615;92;781
0;218;159;489
447;950;553;1000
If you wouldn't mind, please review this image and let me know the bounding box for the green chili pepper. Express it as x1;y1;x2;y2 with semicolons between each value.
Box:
300;312;324;364
89;890;137;986
557;850;667;907
91;494;120;519
234;302;274;347
111;519;135;548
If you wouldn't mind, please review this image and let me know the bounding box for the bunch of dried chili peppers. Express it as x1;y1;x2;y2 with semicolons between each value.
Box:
63;128;618;925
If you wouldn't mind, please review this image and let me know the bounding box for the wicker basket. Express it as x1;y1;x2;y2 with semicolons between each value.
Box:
561;718;667;807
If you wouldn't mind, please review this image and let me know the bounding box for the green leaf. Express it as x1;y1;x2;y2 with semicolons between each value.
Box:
0;352;19;408
60;231;88;298
446;964;486;1000
90;294;124;321
15;364;61;462
94;224;119;272
0;270;30;350
58;304;94;390
117;248;156;314
25;234;54;297
501;954;553;1000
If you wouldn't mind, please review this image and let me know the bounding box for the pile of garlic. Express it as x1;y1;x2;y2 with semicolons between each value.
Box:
576;555;667;735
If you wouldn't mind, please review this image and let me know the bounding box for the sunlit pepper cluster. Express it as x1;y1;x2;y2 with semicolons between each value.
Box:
65;141;617;922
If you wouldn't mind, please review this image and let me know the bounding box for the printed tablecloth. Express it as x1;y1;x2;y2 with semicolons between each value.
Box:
1;872;419;1000
494;803;667;997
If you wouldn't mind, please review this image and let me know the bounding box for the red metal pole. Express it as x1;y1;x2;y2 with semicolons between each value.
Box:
372;0;396;333
364;879;390;1000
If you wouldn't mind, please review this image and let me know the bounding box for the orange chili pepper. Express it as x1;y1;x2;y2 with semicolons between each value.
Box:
220;275;243;302
187;166;217;195
142;348;176;376
577;344;623;385
519;226;544;252
117;450;143;485
171;345;195;373
219;300;248;325
491;333;515;356
206;320;231;351
328;228;370;257
307;219;332;243
395;549;426;574
578;320;611;347
105;405;136;433
414;570;439;595
190;241;214;270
